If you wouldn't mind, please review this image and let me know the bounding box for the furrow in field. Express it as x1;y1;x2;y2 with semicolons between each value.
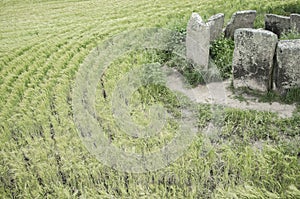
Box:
3;14;157;109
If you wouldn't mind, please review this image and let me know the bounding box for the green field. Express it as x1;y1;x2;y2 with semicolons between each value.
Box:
1;0;300;198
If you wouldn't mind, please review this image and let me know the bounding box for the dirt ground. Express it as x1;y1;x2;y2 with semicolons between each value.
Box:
164;67;296;118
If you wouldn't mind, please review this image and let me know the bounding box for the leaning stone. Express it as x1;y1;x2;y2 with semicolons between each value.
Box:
224;10;256;39
274;39;300;94
186;13;210;70
291;14;300;32
207;13;224;41
232;28;278;92
265;14;290;37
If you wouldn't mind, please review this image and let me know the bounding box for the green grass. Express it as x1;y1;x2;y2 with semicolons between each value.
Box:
210;36;235;79
231;86;300;105
0;0;300;198
281;29;300;40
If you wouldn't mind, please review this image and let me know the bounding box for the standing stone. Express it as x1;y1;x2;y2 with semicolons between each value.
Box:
232;28;278;91
186;13;210;70
207;13;225;41
275;39;300;93
224;10;256;39
291;14;300;32
265;14;291;37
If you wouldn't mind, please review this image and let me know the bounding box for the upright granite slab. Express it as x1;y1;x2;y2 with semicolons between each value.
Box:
275;39;300;93
291;14;300;32
265;14;291;37
186;13;210;70
224;10;256;39
207;13;224;41
232;28;278;91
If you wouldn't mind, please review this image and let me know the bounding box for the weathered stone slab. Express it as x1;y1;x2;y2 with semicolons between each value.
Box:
207;13;224;41
275;39;300;93
291;13;300;32
224;10;256;39
186;13;210;70
265;14;291;37
232;28;278;91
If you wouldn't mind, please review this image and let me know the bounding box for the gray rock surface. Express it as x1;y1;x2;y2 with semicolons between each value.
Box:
207;13;224;41
291;13;300;32
265;14;291;37
232;28;278;91
275;39;300;93
224;10;256;39
186;13;210;70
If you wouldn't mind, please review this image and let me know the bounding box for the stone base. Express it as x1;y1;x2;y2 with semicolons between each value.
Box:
275;39;300;93
232;28;278;92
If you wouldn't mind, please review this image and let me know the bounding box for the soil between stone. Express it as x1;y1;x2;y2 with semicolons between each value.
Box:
164;67;296;118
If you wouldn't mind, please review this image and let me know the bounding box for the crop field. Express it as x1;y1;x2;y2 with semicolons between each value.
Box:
1;0;300;198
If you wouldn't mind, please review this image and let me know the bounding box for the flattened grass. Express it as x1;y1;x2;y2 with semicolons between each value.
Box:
0;0;299;198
